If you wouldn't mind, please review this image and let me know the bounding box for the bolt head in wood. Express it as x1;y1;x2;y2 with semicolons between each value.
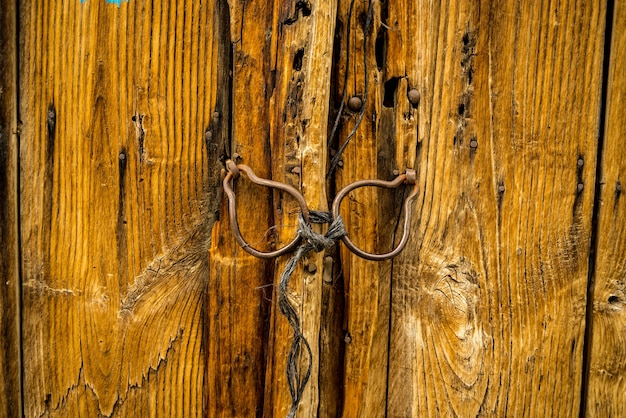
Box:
347;96;363;111
407;88;420;105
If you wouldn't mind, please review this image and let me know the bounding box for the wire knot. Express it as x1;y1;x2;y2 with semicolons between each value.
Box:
297;211;346;253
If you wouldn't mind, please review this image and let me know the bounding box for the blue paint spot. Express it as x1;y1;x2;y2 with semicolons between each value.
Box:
80;0;129;6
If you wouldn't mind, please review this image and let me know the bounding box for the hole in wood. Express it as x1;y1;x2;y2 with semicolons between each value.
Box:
383;77;400;108
293;48;304;71
375;25;387;70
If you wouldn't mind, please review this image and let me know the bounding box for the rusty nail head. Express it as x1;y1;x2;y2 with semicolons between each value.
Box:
470;139;478;148
407;89;420;105
577;183;584;192
498;184;505;192
119;153;126;160
577;158;584;167
347;96;363;111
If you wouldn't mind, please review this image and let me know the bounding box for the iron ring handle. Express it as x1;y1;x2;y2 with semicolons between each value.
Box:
331;173;419;261
223;163;310;259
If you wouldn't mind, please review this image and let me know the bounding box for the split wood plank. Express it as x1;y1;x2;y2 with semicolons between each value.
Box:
386;0;606;416
586;0;626;415
0;0;21;416
262;1;339;416
19;1;224;415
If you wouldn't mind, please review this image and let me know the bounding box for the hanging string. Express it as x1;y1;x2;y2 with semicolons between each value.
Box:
279;211;346;418
327;0;374;177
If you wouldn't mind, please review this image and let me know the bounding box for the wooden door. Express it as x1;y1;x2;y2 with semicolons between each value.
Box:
1;0;624;417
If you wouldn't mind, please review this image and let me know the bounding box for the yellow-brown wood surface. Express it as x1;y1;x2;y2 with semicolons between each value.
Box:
264;1;338;416
0;1;21;416
332;0;400;415
385;1;606;416
9;0;623;416
19;1;226;415
207;0;274;415
586;0;626;415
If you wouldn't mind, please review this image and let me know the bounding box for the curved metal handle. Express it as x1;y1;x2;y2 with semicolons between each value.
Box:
223;163;310;259
331;171;419;261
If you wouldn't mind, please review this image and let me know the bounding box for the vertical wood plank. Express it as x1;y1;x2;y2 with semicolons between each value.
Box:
0;0;22;416
586;0;626;415
331;0;400;415
262;1;338;416
20;1;224;415
385;0;606;416
207;0;274;415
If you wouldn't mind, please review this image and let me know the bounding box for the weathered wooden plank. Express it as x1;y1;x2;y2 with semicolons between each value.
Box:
20;0;223;415
262;1;338;417
207;0;275;415
586;0;626;415
330;0;402;415
385;0;606;416
0;0;22;416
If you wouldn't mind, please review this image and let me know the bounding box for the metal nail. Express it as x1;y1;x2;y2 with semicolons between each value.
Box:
323;256;333;283
347;96;363;111
407;89;420;106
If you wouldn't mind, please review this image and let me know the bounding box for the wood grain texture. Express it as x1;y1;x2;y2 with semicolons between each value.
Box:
385;0;606;416
0;0;22;416
264;1;338;416
20;1;224;415
331;1;401;415
586;0;626;415
206;0;275;415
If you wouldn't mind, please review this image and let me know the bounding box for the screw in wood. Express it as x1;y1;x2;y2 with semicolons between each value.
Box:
347;96;363;111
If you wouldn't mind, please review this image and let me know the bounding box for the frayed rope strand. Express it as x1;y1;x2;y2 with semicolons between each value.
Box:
278;210;346;418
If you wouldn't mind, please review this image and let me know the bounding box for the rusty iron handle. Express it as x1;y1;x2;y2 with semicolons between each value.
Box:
222;162;310;259
331;170;419;261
